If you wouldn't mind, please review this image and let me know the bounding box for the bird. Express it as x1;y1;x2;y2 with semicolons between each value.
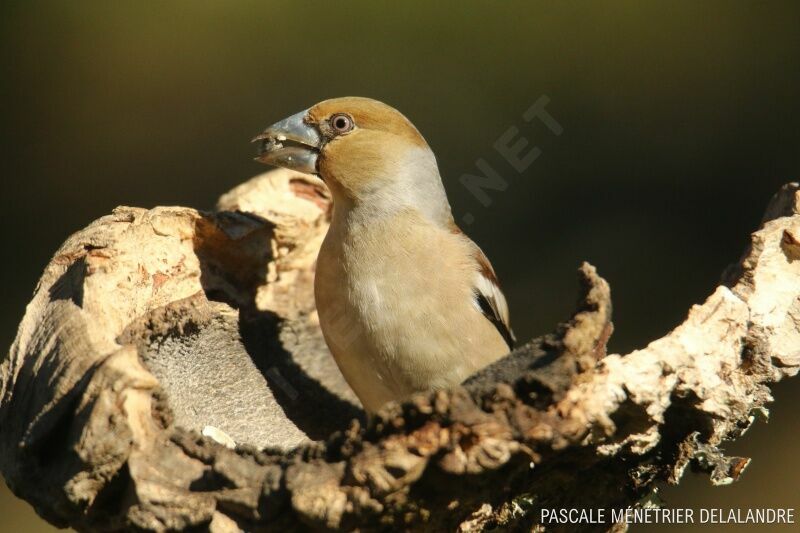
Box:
253;97;514;413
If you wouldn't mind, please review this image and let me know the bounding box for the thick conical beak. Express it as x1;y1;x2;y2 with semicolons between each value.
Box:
252;109;321;174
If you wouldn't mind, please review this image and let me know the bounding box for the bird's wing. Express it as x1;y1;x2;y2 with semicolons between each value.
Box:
472;247;516;350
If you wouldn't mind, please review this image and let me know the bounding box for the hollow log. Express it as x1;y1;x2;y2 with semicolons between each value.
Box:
1;170;798;531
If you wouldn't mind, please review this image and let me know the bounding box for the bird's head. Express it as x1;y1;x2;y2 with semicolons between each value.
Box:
253;97;438;203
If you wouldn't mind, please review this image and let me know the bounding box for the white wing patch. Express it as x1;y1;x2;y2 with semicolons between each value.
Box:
474;272;510;326
472;249;515;350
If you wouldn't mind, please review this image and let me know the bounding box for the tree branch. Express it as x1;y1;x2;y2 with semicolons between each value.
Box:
1;172;798;531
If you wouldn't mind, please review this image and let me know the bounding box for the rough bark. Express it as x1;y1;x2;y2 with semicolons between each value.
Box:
1;171;798;532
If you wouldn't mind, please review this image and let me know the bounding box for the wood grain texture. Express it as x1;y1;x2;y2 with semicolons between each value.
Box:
1;174;798;531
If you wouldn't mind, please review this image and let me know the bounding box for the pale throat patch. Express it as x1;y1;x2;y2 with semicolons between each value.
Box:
348;145;453;226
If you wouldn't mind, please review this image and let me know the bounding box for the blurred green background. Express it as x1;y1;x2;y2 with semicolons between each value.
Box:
1;1;798;531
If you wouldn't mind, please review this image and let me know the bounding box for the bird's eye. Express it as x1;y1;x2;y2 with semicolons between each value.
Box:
330;113;354;134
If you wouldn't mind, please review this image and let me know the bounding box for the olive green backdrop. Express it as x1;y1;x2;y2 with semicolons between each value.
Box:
1;2;798;531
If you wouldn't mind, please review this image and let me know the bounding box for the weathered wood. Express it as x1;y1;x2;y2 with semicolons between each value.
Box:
1;172;798;532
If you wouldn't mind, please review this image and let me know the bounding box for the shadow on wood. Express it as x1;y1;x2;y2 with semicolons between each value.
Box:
1;171;798;531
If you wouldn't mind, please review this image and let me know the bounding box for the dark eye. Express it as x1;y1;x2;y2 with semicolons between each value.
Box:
330;113;354;134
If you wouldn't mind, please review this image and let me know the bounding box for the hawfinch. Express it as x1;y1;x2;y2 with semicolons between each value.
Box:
254;97;514;412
